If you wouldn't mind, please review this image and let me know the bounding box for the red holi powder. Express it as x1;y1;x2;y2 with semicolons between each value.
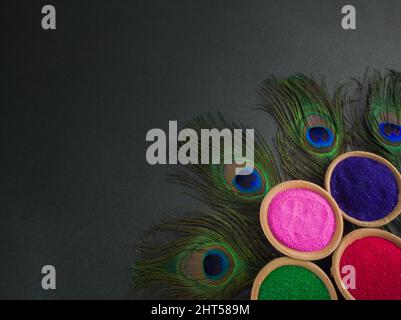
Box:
339;236;401;300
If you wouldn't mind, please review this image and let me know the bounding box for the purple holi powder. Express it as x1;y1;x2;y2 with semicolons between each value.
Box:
267;188;336;252
330;157;399;222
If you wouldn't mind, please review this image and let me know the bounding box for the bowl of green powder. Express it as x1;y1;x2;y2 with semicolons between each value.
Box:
251;257;338;300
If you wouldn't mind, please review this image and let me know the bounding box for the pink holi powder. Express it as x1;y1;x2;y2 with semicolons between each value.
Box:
267;188;336;252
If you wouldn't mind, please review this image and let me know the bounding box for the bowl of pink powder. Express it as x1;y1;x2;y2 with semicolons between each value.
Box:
259;180;344;261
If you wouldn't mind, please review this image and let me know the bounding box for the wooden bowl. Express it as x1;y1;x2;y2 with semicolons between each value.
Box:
251;257;338;300
259;180;343;261
325;151;401;227
331;228;401;300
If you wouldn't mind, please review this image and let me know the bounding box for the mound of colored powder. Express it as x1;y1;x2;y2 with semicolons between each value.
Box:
267;188;336;252
258;265;331;300
339;236;401;300
330;157;398;222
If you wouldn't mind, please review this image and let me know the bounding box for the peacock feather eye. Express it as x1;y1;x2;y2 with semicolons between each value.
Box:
379;122;401;143
202;248;231;281
181;245;234;285
233;168;263;194
224;163;267;196
302;114;336;151
374;111;401;144
306;126;334;148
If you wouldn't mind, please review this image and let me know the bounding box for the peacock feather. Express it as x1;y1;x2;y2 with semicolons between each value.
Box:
258;74;346;184
133;209;277;299
167;114;281;214
350;70;401;229
350;70;401;168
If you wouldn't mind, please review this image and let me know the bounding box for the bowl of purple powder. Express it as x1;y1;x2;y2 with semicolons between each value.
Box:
325;151;401;227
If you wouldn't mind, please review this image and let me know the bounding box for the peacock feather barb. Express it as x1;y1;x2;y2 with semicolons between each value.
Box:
258;74;346;184
133;209;278;300
350;70;401;228
167;114;281;215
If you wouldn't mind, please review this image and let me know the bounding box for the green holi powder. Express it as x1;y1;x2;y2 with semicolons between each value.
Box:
258;265;330;300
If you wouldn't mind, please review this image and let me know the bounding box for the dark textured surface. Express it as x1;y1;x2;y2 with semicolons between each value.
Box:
330;157;399;221
2;0;401;299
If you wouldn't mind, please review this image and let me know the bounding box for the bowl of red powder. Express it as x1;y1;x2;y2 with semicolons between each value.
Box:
331;228;401;300
259;180;344;261
251;257;338;300
325;151;401;227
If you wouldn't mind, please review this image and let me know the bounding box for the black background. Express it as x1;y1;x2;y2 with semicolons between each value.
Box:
1;0;401;299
